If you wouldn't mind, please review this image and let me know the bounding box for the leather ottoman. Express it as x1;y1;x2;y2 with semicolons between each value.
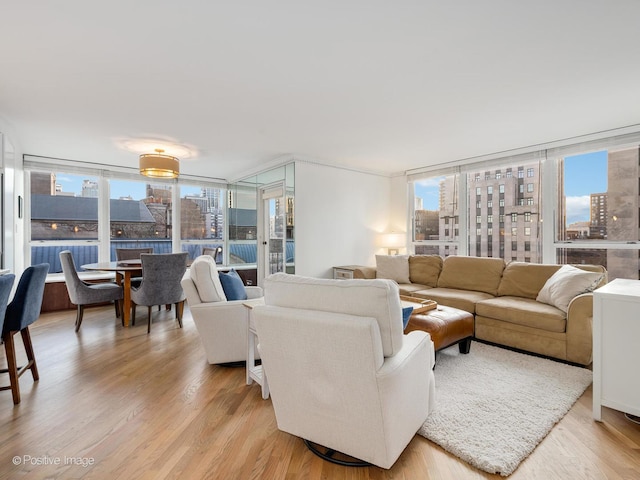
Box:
405;305;474;353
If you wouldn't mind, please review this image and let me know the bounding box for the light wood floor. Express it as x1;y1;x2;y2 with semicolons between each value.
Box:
0;305;638;480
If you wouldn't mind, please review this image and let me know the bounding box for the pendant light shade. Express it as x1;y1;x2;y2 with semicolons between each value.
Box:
140;149;180;178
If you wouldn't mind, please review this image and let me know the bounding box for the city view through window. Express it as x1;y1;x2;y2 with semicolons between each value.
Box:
413;147;640;280
30;171;228;272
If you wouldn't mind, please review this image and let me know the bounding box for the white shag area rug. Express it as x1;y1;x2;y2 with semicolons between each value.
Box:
418;341;592;476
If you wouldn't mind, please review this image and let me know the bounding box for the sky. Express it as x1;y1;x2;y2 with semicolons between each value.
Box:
414;150;608;225
54;176;202;200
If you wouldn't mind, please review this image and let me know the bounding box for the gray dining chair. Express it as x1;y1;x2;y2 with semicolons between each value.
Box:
130;252;188;333
202;246;223;264
59;250;124;332
115;247;153;288
1;264;48;404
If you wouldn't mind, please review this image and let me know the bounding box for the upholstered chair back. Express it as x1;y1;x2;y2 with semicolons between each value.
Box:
263;273;404;357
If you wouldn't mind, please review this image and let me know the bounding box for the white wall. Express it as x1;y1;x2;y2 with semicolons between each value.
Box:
294;162;392;278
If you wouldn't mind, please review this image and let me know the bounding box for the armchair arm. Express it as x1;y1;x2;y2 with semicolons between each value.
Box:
375;330;435;466
245;286;264;299
566;292;594;365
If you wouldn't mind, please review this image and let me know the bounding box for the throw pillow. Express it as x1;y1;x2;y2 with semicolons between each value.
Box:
376;254;411;284
536;264;604;313
190;255;227;302
219;269;248;301
402;306;413;330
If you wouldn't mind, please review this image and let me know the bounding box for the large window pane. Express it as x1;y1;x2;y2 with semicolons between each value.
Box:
30;171;100;272
467;161;541;261
561;148;639;243
109;179;173;259
413;175;459;242
180;184;225;260
31;171;99;241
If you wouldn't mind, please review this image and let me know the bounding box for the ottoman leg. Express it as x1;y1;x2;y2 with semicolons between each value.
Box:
459;337;472;354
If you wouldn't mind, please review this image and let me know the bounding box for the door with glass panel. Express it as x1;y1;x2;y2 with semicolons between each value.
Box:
259;183;286;279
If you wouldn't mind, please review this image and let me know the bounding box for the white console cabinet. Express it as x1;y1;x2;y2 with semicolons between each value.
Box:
593;278;640;421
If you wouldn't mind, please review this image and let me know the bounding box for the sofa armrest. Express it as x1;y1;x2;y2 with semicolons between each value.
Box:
565;292;594;365
353;266;377;279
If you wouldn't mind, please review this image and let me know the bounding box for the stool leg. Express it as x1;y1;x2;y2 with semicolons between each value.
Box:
21;328;39;381
3;332;21;404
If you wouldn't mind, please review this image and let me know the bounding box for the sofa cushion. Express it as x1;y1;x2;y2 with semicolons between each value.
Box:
398;283;431;296
412;287;494;314
476;296;566;333
219;269;248;301
437;256;505;295
409;255;443;287
190;255;227;302
536;265;604;313
376;255;410;284
498;262;563;299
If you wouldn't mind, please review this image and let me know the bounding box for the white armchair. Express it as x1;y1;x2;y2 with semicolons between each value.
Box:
181;256;263;364
253;273;435;469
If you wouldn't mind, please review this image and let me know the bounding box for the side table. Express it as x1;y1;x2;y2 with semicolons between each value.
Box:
593;278;640;421
333;265;369;279
243;299;269;399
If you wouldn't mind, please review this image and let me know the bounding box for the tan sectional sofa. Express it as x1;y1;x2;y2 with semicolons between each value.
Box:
353;255;606;366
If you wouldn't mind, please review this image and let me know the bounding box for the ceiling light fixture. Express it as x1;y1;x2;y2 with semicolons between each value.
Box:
139;149;180;178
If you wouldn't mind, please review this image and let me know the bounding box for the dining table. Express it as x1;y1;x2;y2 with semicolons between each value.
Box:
80;260;143;327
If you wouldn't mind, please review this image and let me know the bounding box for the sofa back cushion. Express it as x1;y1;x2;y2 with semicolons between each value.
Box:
409;255;443;287
498;262;607;299
437;256;505;296
375;255;410;284
498;262;563;299
263;272;404;357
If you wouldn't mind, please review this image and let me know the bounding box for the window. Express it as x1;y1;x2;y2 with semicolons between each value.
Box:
412;174;459;244
109;179;174;259
476;228;482;235
487;186;493;194
28;162;231;273
476;215;482;224
511;227;518;236
476;200;482;208
506;170;512;178
518;168;525;178
179;184;225;260
518;198;525;206
495;171;501;179
475;173;480;182
499;214;505;223
511;213;518;222
525;227;531;236
525;212;531;222
488;228;493;235
485;172;491;180
499;184;505;194
527;183;534;193
527;197;534;205
487;215;493;224
30;170;100;272
519;184;525;193
527;168;534;177
499;199;505;207
525;241;531;251
476;187;482;195
511;241;517;251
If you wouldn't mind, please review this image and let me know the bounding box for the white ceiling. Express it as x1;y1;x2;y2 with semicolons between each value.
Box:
2;1;640;181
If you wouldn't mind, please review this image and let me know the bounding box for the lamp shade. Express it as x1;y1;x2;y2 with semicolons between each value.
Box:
139;150;179;178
